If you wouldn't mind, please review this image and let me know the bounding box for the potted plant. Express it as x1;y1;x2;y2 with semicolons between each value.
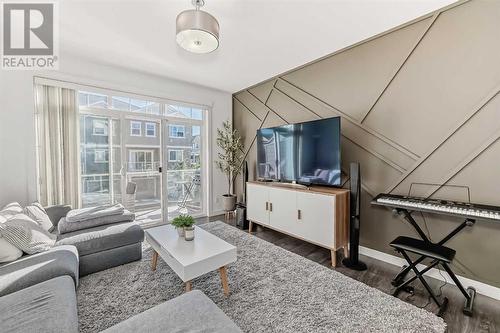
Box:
171;214;195;239
215;120;244;212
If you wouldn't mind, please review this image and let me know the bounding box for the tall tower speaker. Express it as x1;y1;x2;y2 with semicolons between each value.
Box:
342;162;367;271
236;161;249;230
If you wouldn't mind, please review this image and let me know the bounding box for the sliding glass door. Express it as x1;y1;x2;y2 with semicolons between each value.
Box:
78;91;206;225
162;104;205;219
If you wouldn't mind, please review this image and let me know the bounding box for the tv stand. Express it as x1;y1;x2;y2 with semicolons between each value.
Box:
265;182;310;190
246;181;350;267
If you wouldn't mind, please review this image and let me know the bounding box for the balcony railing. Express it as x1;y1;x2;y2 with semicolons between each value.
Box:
80;167;202;221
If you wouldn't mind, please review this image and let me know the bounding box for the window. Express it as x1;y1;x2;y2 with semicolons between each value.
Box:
111;96;160;115
129;150;154;172
130;121;142;136
145;122;157;137
92;119;108;136
79;91;108;108
168;149;183;162
169;125;185;138
94;149;108;163
190;152;200;164
166;105;203;120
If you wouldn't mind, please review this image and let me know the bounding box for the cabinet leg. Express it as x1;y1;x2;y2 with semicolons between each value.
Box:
331;250;337;267
248;221;253;233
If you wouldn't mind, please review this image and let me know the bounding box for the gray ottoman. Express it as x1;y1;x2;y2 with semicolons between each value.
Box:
56;222;144;276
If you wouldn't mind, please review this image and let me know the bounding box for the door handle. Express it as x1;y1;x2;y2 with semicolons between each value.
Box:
269;203;273;212
265;202;269;211
298;209;301;220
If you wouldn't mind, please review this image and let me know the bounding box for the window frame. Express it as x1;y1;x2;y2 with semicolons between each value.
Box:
168;149;184;162
169;125;185;138
145;122;157;138
130;121;142;137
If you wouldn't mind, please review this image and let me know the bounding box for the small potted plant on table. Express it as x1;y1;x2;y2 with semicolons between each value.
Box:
171;214;196;241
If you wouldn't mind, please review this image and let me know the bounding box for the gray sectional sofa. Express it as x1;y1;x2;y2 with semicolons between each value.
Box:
0;204;242;332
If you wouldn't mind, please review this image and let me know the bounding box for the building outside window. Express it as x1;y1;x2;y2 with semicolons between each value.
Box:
130;121;142;136
169;125;185;138
94;149;108;163
76;91;206;221
168;149;183;162
92;119;108;136
129;150;154;172
145;122;157;137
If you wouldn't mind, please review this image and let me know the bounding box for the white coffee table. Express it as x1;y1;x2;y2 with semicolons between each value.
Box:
145;224;237;295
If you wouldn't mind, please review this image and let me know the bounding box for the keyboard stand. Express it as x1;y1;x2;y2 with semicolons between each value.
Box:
391;208;477;316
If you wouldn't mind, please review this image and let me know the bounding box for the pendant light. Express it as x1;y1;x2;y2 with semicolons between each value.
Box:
176;0;220;54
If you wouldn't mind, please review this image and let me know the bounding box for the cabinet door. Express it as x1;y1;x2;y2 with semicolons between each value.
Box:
296;192;335;248
268;187;297;231
247;183;270;225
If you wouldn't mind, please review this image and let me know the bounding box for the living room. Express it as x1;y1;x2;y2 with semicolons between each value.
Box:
1;0;499;332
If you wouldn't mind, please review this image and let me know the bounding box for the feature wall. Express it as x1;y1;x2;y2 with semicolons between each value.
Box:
232;0;500;287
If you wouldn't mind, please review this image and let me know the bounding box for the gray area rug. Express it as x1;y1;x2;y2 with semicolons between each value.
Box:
77;221;446;333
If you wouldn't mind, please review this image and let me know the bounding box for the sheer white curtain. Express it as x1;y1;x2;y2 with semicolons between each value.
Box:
35;84;80;207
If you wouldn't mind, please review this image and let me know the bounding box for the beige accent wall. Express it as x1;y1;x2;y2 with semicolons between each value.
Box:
232;0;500;287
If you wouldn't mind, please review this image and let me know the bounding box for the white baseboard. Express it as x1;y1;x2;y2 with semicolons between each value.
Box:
359;246;500;301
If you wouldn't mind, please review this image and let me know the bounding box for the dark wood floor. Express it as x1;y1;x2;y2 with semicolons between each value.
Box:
197;215;500;333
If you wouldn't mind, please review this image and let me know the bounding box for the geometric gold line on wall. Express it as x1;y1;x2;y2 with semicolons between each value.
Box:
282;17;433;122
274;78;418;171
363;0;500;156
275;78;420;162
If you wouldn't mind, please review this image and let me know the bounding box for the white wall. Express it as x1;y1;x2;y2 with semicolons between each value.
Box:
0;52;232;215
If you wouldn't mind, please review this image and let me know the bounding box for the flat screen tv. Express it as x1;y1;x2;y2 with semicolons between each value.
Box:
256;116;341;187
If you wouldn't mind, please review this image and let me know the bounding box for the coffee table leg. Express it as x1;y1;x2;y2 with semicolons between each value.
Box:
219;266;230;296
185;281;192;292
151;251;158;271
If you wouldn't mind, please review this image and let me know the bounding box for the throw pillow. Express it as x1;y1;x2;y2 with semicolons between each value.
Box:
0;202;23;220
25;202;54;232
0;214;56;254
0;237;23;262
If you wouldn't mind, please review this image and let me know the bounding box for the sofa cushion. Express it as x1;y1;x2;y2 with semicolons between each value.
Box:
0;214;56;254
102;290;242;333
0;276;78;333
25;202;54;232
56;221;144;256
57;210;135;234
0;245;79;297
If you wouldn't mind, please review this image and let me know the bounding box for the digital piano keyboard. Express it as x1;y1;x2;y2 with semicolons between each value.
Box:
372;193;500;222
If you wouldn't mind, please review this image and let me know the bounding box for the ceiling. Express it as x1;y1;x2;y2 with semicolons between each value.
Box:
60;0;457;93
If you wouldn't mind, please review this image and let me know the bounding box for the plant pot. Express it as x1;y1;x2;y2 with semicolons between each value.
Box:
222;194;237;211
176;227;185;237
184;226;195;241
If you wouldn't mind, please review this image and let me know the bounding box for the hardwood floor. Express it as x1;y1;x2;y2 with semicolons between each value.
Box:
197;215;500;333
